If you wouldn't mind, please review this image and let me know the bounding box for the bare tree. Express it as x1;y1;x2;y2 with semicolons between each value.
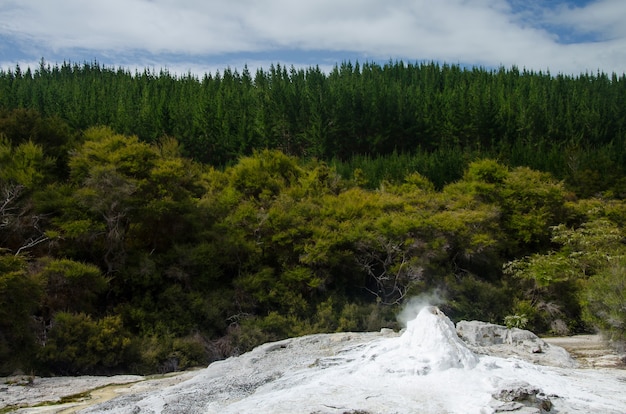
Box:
1;183;51;256
355;236;424;305
78;167;138;274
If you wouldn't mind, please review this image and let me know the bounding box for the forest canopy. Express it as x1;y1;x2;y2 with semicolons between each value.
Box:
2;60;626;193
1;60;625;376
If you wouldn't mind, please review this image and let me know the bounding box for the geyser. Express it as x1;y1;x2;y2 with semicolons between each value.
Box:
399;306;479;371
356;305;479;376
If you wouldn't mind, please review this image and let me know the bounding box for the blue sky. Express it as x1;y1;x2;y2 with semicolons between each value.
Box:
0;0;624;76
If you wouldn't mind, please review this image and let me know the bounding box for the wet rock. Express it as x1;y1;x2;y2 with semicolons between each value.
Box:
490;379;552;413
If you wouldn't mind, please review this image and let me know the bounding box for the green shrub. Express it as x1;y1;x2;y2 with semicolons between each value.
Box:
133;333;209;374
0;254;42;375
338;303;382;332
583;257;626;343
38;313;134;375
504;314;528;329
170;334;210;370
223;320;273;356
444;274;511;324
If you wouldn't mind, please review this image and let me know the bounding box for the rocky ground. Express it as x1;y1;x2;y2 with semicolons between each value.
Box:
1;327;624;413
543;334;625;369
1;370;201;413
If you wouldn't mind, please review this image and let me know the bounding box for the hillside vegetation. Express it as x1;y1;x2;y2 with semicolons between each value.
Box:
1;61;625;375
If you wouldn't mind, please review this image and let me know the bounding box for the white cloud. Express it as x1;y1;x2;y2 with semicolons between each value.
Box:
548;0;626;39
0;0;624;75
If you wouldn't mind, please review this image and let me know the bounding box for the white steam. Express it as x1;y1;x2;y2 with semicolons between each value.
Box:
397;290;446;328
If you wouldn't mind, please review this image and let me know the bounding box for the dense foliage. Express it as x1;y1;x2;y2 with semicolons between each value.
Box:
2;60;626;194
1;61;625;375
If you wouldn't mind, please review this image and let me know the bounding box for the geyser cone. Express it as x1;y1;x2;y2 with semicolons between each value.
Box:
399;306;478;372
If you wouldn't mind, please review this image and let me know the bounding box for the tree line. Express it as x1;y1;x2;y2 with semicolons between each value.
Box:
1;60;626;195
0;60;625;377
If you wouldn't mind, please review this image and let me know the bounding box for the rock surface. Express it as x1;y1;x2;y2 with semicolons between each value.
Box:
456;320;576;368
3;307;626;413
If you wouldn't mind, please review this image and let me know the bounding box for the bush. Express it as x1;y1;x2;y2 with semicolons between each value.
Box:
443;274;511;324
38;313;134;375
338;302;396;332
504;314;528;329
312;298;397;333
170;334;210;370
130;333;210;374
584;257;626;343
220;320;273;356
0;254;42;375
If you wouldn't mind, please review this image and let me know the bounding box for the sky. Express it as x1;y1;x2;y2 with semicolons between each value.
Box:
0;0;624;77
